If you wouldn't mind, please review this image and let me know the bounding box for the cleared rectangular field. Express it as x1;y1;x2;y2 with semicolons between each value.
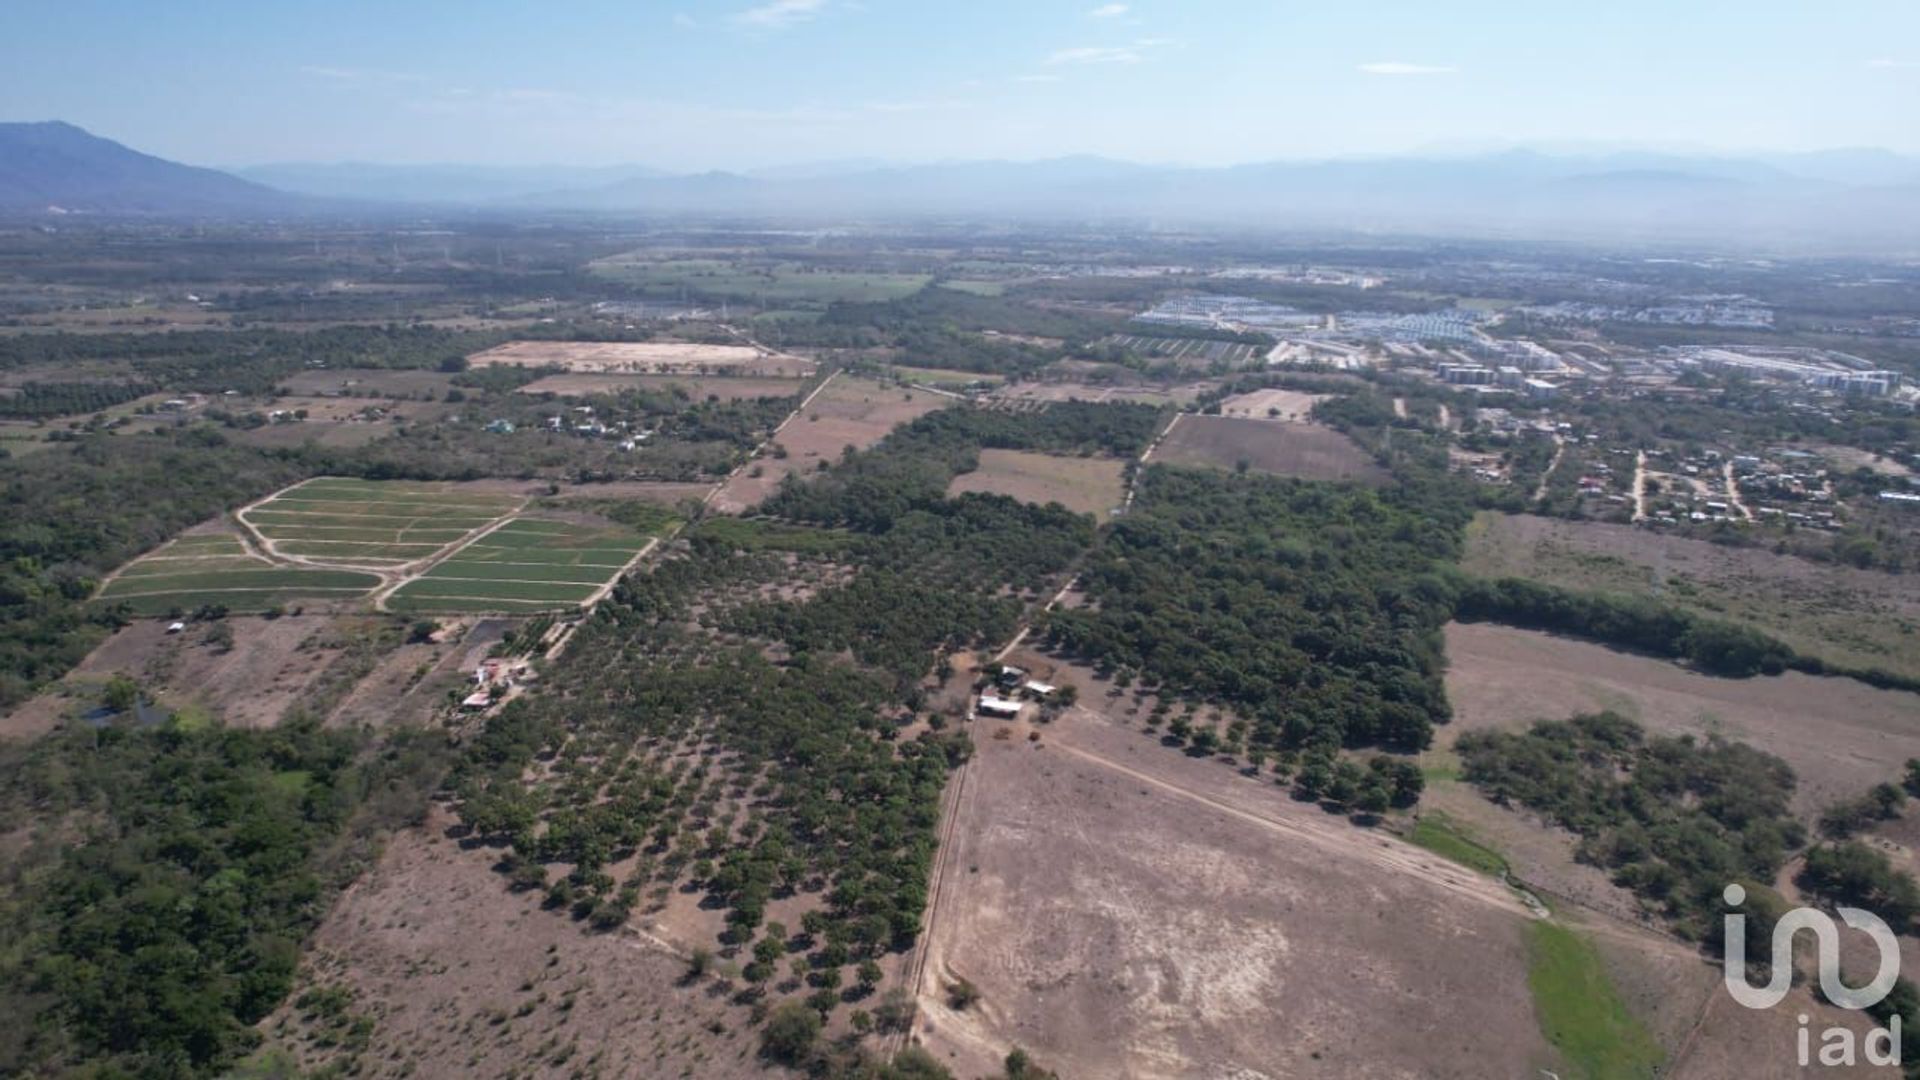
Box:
96;532;381;614
946;449;1128;518
710;375;951;513
1461;512;1920;681
515;373;808;399
383;518;651;613
1153;414;1388;484
467;341;813;378
240;478;523;568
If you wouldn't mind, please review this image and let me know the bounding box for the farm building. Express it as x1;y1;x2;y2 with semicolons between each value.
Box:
977;695;1023;719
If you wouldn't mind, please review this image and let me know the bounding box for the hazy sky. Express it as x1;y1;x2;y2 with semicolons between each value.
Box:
3;0;1916;169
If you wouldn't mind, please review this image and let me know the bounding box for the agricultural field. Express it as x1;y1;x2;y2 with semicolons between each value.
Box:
945;448;1127;518
95;533;382;615
1152;413;1388;484
467;340;813;377
383;517;653;614
515;372;808;400
239;478;524;567
587;255;932;306
709;373;950;513
1103;333;1266;369
1461;512;1920;680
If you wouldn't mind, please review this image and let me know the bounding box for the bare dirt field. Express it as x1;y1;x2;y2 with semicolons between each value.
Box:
945;449;1127;518
1462;512;1920;679
1152;414;1388;485
1441;622;1920;819
710;375;949;514
911;696;1553;1079
0;614;346;739
516;373;808;400
1215;387;1329;420
468;340;813;378
264;805;768;1080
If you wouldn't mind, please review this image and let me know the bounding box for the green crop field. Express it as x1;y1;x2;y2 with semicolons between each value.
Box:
239;478;523;567
97;532;380;614
382;517;653;613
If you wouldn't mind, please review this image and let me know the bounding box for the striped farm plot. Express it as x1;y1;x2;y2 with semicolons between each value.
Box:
383;518;652;614
238;477;525;569
95;532;382;615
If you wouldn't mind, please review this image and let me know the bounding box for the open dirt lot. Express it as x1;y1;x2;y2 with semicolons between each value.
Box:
1463;512;1920;679
1;614;347;739
1215;387;1328;421
911;697;1553;1079
468;340;813;378
709;375;949;514
1152;414;1388;484
516;373;808;399
1441;621;1920;819
946;449;1127;518
264;805;768;1080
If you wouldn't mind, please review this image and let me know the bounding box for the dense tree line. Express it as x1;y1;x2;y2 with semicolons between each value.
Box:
1459;712;1804;940
0;380;155;420
0;325;505;394
1043;465;1469;752
0;718;452;1077
1452;574;1920;691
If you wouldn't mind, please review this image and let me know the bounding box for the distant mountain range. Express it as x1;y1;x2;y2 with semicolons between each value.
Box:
5;121;1919;250
0;121;295;215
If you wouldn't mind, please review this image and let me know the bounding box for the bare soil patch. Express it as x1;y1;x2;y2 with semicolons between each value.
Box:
1;614;345;738
911;699;1551;1079
1153;414;1387;484
710;375;949;513
263;806;767;1080
1215;387;1328;421
946;449;1127;518
468;340;812;377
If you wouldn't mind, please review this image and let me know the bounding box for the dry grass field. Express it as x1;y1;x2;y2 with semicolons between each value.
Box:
946;449;1128;518
911;697;1554;1079
1152;414;1388;484
710;374;950;513
1461;512;1920;679
467;340;813;377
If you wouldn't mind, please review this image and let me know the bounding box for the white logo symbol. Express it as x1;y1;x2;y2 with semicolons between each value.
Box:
1722;883;1901;1011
